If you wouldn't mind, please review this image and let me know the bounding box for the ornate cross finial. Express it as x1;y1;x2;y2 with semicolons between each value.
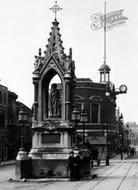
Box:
50;1;62;20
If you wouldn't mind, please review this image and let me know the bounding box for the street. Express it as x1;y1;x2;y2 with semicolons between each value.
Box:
1;151;138;190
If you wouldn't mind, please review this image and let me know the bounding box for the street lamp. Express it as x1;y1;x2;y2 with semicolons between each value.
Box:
129;129;133;147
105;88;110;166
119;113;124;160
18;109;28;151
71;107;80;146
16;109;30;179
80;104;88;145
126;124;129;148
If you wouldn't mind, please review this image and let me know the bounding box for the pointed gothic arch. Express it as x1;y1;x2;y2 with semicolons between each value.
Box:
40;67;63;121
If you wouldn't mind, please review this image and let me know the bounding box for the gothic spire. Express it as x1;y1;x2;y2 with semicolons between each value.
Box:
44;19;66;63
34;1;75;76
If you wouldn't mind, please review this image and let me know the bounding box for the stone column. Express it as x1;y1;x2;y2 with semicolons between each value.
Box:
32;72;39;122
100;72;102;82
64;72;72;122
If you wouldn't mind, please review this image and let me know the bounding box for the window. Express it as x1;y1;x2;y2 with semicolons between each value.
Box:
0;92;2;104
91;104;100;123
3;93;6;105
0;112;5;127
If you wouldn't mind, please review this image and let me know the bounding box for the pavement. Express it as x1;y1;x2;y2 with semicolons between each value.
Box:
110;153;128;161
9;153;130;182
0;160;15;166
0;153;131;183
0;154;137;190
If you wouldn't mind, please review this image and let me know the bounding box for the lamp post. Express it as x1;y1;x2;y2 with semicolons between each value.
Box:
71;107;80;146
129;129;132;147
16;109;31;179
126;124;129;149
80;104;88;145
105;90;110;166
119;113;124;160
104;129;109;165
18;109;28;151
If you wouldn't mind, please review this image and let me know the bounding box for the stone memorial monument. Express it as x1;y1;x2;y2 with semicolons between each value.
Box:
28;2;76;178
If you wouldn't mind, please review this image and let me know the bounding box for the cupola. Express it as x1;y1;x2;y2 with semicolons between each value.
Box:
99;63;111;83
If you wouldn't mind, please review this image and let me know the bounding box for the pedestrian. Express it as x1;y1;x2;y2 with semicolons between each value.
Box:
97;152;100;166
85;139;91;149
126;148;129;156
74;151;81;180
67;151;76;181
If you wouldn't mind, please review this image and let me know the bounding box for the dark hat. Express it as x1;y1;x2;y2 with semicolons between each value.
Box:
78;151;82;155
69;151;74;154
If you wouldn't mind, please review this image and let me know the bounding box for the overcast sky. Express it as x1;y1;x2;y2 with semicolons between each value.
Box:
0;0;137;123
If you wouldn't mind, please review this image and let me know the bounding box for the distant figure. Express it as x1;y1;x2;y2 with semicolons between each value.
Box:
67;151;76;181
130;147;136;156
91;148;99;163
49;83;60;116
85;139;91;149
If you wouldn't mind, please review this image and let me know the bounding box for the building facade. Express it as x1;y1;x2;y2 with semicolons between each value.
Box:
0;84;8;161
74;78;117;158
0;84;32;161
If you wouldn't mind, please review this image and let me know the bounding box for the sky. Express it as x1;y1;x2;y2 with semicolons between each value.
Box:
0;0;137;123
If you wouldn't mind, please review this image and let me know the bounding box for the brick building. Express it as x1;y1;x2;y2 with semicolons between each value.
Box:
72;58;127;158
0;84;8;161
74;77;117;158
0;84;32;161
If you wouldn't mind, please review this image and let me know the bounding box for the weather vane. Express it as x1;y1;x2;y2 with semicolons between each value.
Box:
50;1;62;20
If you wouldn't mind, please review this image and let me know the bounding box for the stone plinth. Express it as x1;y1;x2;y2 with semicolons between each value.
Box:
29;120;74;178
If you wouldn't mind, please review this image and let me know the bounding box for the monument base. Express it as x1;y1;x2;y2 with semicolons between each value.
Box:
31;159;68;178
29;149;71;178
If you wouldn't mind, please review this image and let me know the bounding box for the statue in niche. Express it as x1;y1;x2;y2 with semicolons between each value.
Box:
49;83;60;117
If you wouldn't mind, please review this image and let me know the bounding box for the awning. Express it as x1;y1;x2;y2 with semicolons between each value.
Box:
86;136;108;145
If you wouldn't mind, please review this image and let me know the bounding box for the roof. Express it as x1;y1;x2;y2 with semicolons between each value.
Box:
76;78;93;83
99;63;110;73
33;20;75;77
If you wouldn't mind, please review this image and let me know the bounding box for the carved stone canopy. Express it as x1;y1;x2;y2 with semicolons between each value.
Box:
32;19;76;123
33;20;75;78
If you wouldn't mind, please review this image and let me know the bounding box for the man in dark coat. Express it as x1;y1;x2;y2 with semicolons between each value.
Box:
67;151;76;180
75;152;81;180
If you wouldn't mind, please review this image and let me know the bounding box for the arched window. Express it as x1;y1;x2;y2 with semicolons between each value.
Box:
89;96;102;123
90;104;100;123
